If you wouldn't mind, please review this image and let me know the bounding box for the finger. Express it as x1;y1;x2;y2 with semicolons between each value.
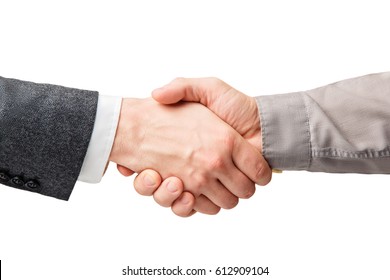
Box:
117;164;135;176
232;137;272;186
193;195;221;215
171;192;197;217
217;161;256;199
153;177;184;207
200;180;239;210
133;169;162;196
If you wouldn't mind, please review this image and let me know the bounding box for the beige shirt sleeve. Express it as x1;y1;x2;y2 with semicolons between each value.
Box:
256;72;390;173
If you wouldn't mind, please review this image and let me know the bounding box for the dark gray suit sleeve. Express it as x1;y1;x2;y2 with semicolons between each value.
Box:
0;76;98;200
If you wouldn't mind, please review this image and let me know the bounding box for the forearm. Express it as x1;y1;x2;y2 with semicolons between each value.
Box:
257;72;390;174
0;76;98;199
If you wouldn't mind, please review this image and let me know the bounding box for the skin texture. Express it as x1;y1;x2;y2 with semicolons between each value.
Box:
124;78;272;217
110;97;270;212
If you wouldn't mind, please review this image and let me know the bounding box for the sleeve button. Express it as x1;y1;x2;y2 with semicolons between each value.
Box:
0;172;10;183
25;180;40;189
11;176;25;187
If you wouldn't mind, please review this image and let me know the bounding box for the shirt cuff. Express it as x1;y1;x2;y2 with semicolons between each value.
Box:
78;95;122;183
256;93;311;170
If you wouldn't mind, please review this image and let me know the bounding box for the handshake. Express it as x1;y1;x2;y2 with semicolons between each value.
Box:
108;78;272;217
1;73;386;207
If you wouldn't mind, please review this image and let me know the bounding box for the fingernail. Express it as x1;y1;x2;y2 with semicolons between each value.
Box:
166;181;178;193
144;174;156;187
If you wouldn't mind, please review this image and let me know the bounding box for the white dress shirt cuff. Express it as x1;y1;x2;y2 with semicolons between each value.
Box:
78;95;122;183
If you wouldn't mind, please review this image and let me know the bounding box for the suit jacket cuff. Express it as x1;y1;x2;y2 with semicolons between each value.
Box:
78;95;122;183
256;93;311;170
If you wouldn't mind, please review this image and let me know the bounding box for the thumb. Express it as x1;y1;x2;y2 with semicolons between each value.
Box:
152;78;205;105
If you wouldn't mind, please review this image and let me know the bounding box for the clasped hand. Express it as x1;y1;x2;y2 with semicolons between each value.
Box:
109;78;272;217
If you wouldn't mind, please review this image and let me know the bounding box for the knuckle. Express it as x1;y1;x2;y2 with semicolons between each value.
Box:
208;206;221;215
259;170;272;186
190;176;207;195
255;163;267;184
236;181;256;199
230;178;256;199
215;132;235;156
196;176;208;188
199;204;221;215
242;185;256;199
207;155;226;171
222;132;235;151
222;196;239;210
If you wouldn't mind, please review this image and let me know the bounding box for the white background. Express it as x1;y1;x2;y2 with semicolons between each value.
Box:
1;0;390;279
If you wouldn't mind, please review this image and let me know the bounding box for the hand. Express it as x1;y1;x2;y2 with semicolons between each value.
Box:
154;78;263;148
110;97;270;211
129;78;271;216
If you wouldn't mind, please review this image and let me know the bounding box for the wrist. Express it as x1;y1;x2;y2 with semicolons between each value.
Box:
246;97;262;152
109;98;141;166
